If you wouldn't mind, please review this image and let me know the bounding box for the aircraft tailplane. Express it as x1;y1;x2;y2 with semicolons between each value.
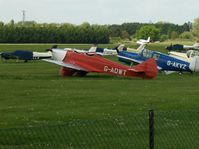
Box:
131;58;158;79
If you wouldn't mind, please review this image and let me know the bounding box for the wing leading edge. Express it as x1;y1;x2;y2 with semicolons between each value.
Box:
42;59;88;71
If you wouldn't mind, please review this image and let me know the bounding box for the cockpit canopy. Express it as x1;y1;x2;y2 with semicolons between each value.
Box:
139;49;160;60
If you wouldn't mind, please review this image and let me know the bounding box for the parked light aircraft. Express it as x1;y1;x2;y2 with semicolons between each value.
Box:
115;43;147;53
54;37;150;56
53;44;117;56
116;46;199;73
169;50;199;62
136;37;150;45
88;44;117;55
166;43;199;51
42;48;158;79
0;50;52;62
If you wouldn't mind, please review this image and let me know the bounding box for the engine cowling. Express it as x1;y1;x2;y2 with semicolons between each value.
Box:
189;56;199;72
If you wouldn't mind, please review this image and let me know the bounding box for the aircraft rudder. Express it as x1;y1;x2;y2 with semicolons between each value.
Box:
132;58;158;79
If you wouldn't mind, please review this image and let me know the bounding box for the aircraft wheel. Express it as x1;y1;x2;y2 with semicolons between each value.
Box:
73;70;87;77
59;67;75;76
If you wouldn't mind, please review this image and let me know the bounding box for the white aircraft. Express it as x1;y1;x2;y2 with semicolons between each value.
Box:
86;37;150;54
184;43;199;50
115;43;147;53
48;37;151;57
136;37;150;45
32;51;52;59
166;42;199;51
116;37;149;53
169;50;199;62
51;45;117;56
88;44;117;55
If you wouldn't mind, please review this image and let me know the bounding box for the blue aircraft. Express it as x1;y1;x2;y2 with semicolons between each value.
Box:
0;50;52;62
116;46;199;73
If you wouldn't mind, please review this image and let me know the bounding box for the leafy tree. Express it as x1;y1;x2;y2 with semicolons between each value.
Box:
108;25;121;37
136;25;160;41
192;17;199;37
170;31;179;39
160;34;169;41
0;21;109;43
120;30;131;40
121;23;143;35
0;21;4;27
8;19;15;26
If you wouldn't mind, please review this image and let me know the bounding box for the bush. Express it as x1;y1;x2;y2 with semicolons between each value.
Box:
160;34;169;41
170;31;179;39
179;32;193;39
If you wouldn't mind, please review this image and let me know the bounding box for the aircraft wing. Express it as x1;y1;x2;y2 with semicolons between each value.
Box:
183;45;194;49
168;51;190;62
118;55;143;64
42;59;88;71
118;55;163;70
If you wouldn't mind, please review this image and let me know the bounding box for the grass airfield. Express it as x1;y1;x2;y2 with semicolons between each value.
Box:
0;43;199;148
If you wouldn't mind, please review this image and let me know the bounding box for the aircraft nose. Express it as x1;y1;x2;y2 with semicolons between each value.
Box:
52;49;67;61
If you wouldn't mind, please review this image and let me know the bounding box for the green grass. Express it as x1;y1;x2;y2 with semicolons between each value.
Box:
0;44;199;148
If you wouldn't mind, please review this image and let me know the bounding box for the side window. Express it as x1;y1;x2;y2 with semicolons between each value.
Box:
152;53;160;60
142;49;148;57
141;49;154;59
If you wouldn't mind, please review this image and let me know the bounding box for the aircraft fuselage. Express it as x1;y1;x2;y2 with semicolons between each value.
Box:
118;49;191;72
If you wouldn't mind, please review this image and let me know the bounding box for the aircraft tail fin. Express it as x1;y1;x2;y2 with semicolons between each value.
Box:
112;45;120;54
147;37;150;42
117;44;125;51
131;58;158;79
88;46;97;52
136;43;147;52
113;44;126;54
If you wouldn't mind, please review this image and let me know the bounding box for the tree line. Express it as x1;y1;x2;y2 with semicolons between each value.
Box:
0;21;109;43
108;22;191;41
0;20;197;43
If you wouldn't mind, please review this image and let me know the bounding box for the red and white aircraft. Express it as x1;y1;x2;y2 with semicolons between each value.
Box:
43;48;158;79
